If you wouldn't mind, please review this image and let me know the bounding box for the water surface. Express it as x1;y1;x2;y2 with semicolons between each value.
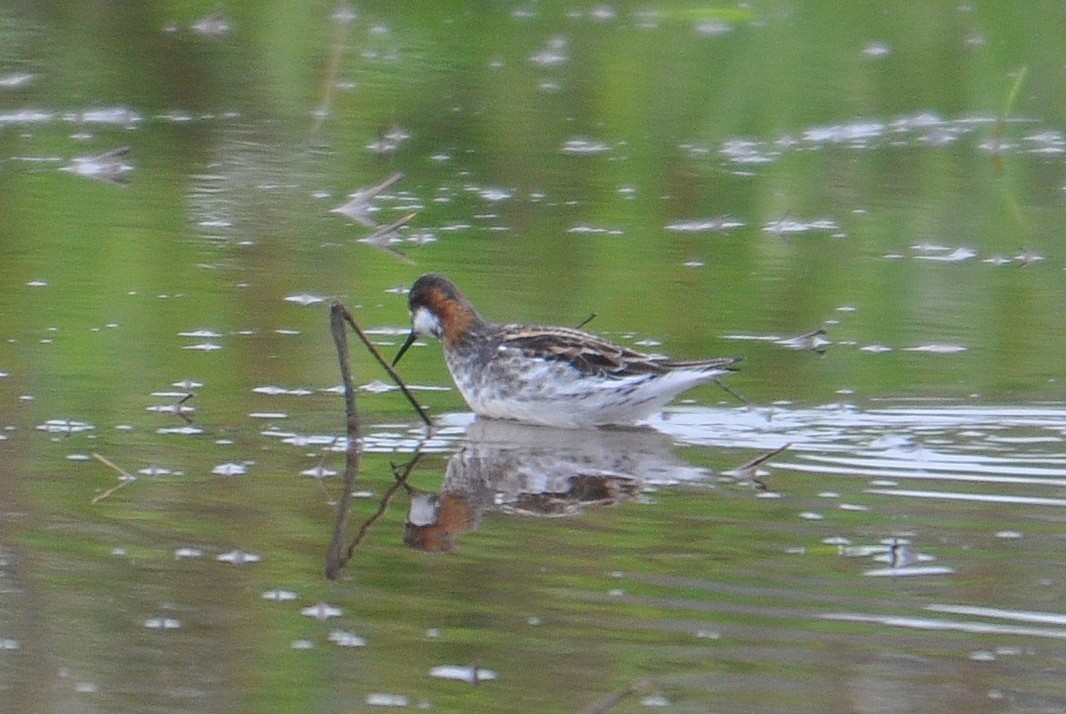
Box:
3;2;1066;712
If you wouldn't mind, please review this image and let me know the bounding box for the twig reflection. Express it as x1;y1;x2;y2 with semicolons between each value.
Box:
722;442;791;492
90;453;137;504
325;301;433;579
325;302;361;580
326;451;424;579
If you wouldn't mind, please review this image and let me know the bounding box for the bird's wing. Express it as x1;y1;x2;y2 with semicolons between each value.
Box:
498;326;668;378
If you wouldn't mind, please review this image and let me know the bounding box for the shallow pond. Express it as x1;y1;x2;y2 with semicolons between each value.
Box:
3;2;1066;712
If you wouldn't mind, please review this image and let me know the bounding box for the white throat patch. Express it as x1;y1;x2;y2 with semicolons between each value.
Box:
411;306;443;338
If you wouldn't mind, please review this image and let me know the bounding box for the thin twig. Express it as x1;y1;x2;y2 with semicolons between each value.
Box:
331;303;361;437
342;171;405;206
325;301;435;579
327;452;423;578
730;442;791;473
176;392;194;424
90;453;136;504
344;453;422;554
388;459;416;495
335;301;432;427
713;378;754;408
326;303;362;580
724;442;792;491
357;212;418;264
579;678;654;714
575;312;597;329
362;211;415;242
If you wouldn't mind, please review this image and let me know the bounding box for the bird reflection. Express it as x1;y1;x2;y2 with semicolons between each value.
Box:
403;419;708;552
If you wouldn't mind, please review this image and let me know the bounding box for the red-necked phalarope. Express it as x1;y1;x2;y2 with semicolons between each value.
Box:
392;274;742;429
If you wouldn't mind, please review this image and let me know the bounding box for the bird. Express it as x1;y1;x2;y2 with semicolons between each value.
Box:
392;274;742;429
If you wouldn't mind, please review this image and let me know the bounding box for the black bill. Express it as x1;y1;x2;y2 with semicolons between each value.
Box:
392;330;419;366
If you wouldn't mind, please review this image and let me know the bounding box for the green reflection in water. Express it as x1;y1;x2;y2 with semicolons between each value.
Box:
4;1;1066;711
